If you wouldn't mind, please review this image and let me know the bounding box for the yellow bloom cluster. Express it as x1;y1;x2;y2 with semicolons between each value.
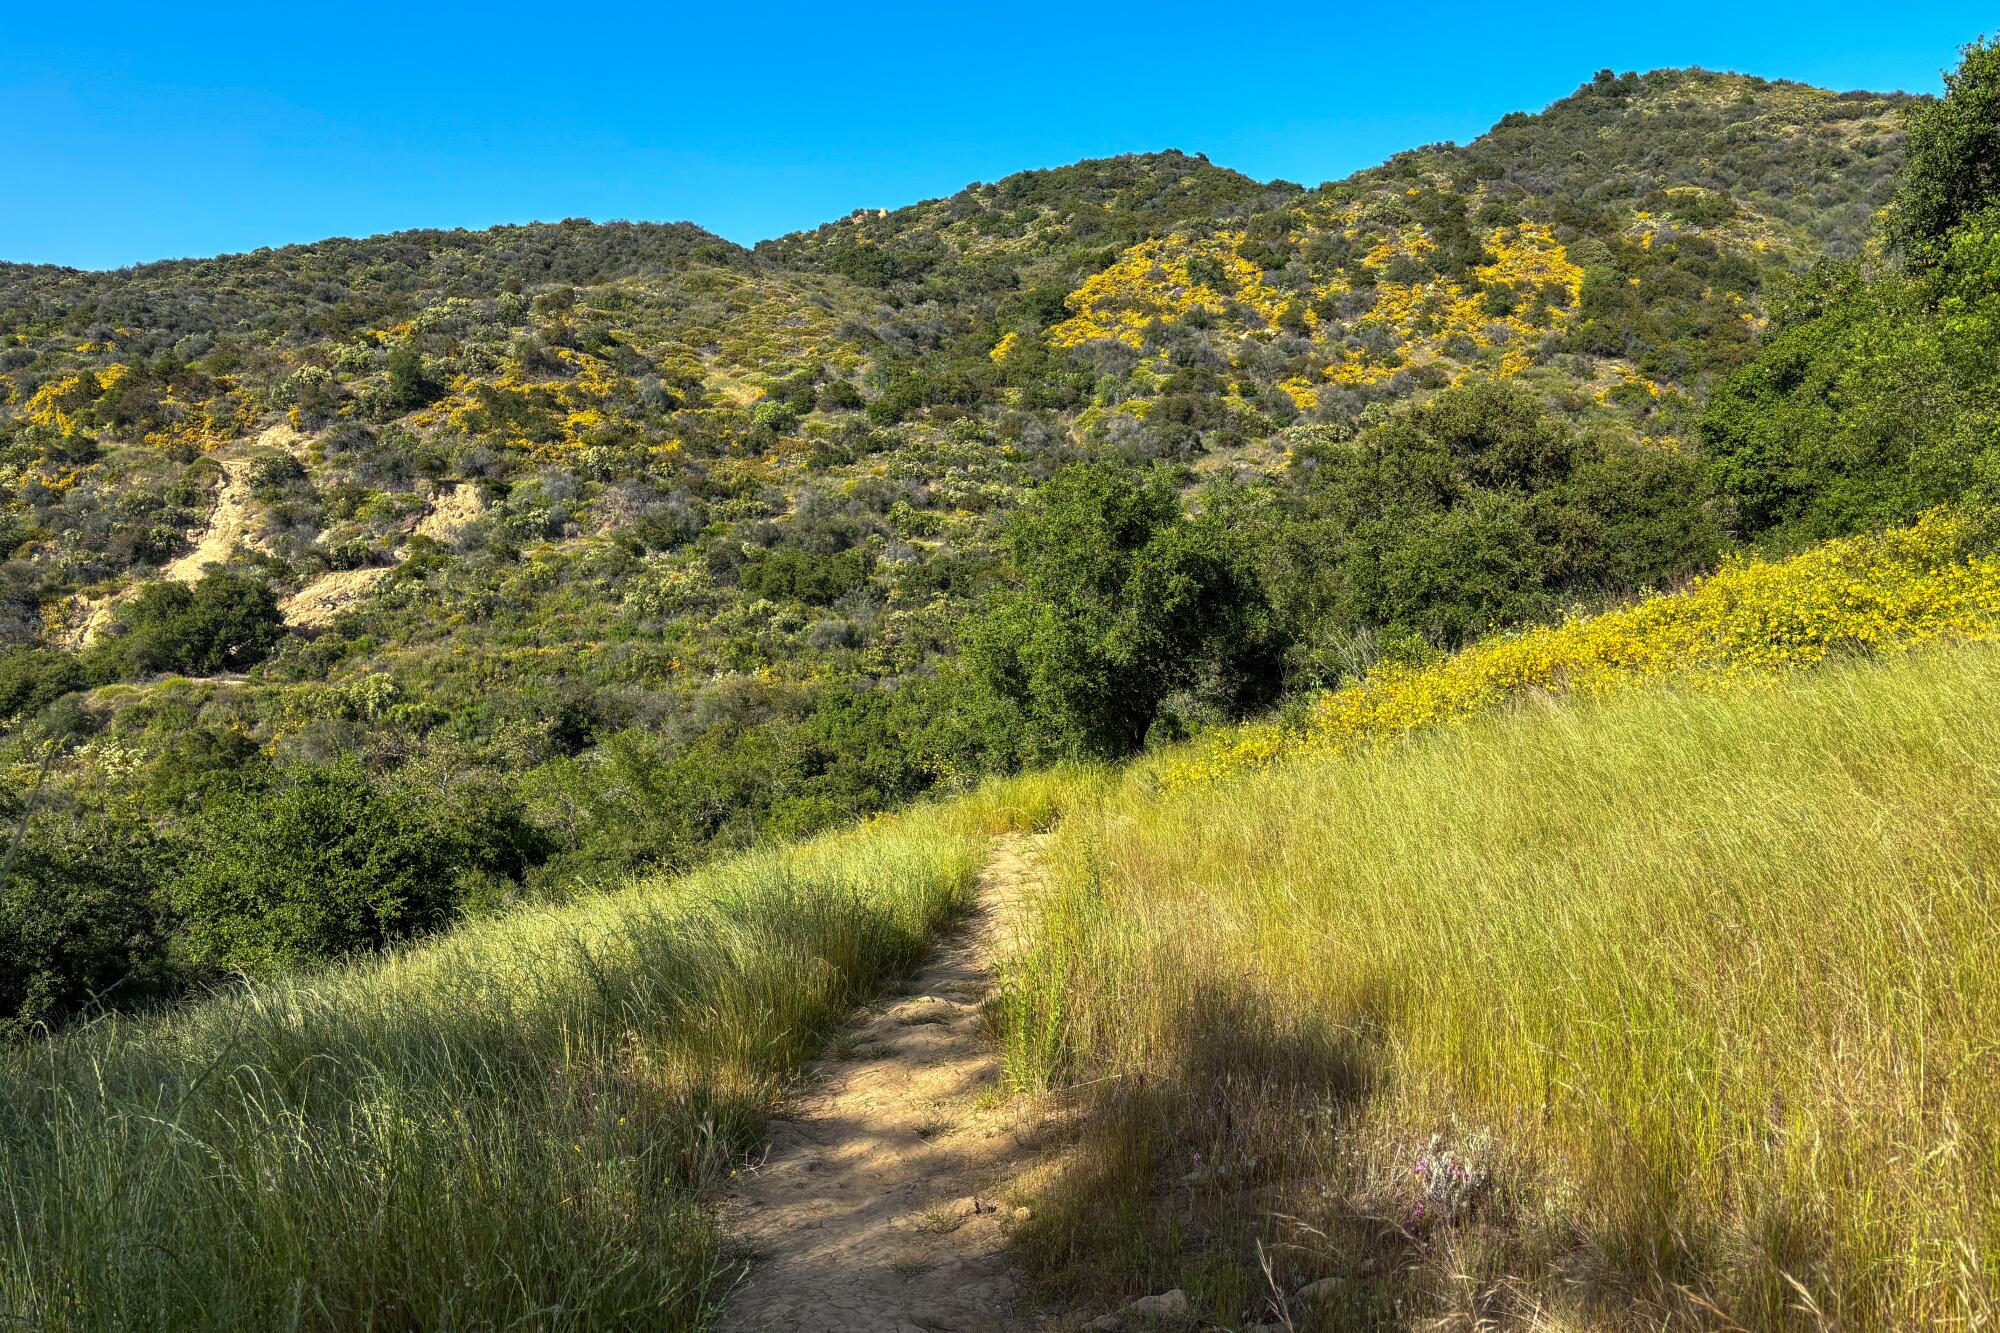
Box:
1325;223;1584;385
551;347;621;399
1048;232;1286;349
139;384;252;454
1044;211;1583;392
441;348;631;461
22;375;92;434
989;331;1020;364
1165;509;2000;788
1596;361;1665;404
1276;375;1321;410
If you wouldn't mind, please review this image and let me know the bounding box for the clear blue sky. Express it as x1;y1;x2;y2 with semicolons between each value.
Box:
1;2;1989;270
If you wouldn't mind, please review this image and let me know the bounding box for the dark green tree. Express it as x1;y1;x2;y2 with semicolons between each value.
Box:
384;346;444;411
1;815;174;1031
1704;53;2000;545
970;463;1285;761
0;648;83;723
93;573;284;678
1263;381;1719;668
1697;265;1984;540
1890;37;2000;267
170;765;542;974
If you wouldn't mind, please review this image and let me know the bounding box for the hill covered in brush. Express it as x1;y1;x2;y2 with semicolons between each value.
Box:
0;62;1951;1029
9;35;2000;1332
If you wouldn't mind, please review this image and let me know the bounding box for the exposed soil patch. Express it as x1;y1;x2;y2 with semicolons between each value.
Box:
161;424;308;587
280;481;484;628
412;480;484;545
278;566;393;629
161;456;259;585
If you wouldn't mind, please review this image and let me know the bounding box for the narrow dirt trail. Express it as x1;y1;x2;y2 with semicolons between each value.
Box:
717;834;1052;1333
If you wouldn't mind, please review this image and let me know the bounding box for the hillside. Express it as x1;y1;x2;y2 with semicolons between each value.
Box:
0;64;1926;1033
16;27;2000;1330
8;523;2000;1327
1006;641;2000;1329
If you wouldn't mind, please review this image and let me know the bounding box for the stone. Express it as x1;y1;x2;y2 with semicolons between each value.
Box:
1129;1288;1190;1316
1296;1275;1347;1306
1095;1288;1190;1325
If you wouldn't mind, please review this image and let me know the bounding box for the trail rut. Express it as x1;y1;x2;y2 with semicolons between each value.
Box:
717;834;1051;1333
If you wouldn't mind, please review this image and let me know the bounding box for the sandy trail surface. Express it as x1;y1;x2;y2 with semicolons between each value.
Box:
717;835;1051;1333
161;457;257;585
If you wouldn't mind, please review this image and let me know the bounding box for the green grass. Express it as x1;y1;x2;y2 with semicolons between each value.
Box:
998;646;2000;1329
0;776;1071;1331
20;627;1994;1331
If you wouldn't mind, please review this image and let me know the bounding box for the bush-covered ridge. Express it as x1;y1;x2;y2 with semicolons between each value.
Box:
0;219;751;341
1359;67;1913;256
0;60;1947;1031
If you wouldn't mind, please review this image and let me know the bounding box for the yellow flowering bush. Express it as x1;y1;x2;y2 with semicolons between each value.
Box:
1324;222;1584;384
22;374;93;434
1049;231;1286;349
1166;509;2000;787
1047;211;1584;390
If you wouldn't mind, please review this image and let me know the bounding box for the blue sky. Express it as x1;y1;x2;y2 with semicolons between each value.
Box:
1;3;1990;270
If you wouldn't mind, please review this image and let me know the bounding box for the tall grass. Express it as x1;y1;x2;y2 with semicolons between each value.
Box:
0;781;1066;1331
1000;647;2000;1329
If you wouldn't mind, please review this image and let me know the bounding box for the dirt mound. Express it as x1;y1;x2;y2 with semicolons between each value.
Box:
413;481;484;546
279;566;393;629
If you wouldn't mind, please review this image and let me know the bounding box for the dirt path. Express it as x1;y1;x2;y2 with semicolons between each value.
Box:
164;423;306;585
717;835;1051;1333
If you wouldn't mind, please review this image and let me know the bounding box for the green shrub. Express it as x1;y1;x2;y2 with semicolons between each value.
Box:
383;346;445;411
89;573;285;679
0;810;174;1031
1262;381;1720;664
169;765;543;974
0;649;82;723
1701;230;2000;543
737;547;874;605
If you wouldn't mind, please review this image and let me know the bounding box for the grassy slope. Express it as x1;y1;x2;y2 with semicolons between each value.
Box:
1000;647;2000;1329
0;773;1070;1331
12;507;2000;1331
